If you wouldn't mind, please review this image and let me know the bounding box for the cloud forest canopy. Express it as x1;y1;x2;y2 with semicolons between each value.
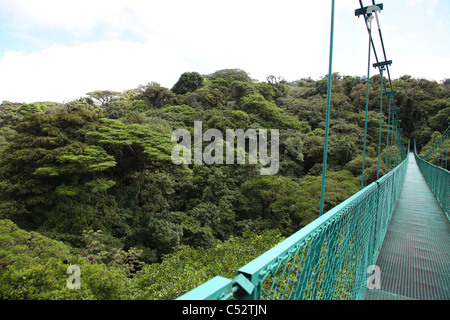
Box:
0;68;448;300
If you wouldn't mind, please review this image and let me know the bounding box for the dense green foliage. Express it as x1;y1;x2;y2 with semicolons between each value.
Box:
0;219;282;299
0;68;448;299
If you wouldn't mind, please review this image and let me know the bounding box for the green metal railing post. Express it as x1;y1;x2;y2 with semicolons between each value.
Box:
319;0;335;216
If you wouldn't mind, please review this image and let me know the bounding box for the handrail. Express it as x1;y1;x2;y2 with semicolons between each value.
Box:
420;124;449;170
414;139;449;221
177;151;409;300
175;0;450;299
177;0;412;301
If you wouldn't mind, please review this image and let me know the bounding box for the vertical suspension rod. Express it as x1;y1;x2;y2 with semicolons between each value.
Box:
376;66;385;180
361;13;374;189
371;0;394;93
358;1;388;93
319;0;335;216
385;94;392;174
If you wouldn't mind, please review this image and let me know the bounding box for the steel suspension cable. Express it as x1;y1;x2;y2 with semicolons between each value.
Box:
376;66;385;180
385;94;392;174
389;108;399;170
319;0;335;216
359;1;381;68
361;13;374;189
422;125;450;168
371;0;394;93
358;1;390;93
445;127;450;170
357;2;396;182
370;4;397;172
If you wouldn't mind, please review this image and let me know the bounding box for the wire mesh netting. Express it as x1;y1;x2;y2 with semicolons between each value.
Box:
177;153;409;300
176;2;449;302
366;151;450;300
415;132;450;220
255;161;407;300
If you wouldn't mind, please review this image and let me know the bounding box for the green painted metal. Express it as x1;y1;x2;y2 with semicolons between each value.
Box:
389;108;400;171
421;125;450;171
376;65;385;180
415;126;450;220
177;276;233;300
386;97;392;172
445;131;448;167
361;10;374;189
373;60;392;68
384;91;396;174
177;144;409;300
319;0;335;217
366;150;450;299
355;3;383;17
175;1;448;302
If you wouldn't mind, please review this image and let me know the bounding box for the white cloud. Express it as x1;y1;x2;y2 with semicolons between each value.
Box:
0;0;341;102
406;0;440;15
0;40;189;103
0;0;448;103
1;0;130;37
1;0;330;40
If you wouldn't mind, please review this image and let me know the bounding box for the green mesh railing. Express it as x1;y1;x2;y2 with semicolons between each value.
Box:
177;1;412;301
177;151;409;300
414;126;450;221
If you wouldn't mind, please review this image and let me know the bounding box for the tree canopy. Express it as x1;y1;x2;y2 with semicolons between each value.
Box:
0;68;447;300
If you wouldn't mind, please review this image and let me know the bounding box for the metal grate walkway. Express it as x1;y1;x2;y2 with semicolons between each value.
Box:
365;152;450;300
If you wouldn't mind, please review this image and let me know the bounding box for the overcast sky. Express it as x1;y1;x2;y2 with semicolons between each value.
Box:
0;0;449;103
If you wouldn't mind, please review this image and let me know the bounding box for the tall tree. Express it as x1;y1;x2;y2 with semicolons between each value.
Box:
172;72;204;95
86;90;120;105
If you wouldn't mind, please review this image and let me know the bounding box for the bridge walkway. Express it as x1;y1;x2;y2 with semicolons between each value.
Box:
364;152;450;300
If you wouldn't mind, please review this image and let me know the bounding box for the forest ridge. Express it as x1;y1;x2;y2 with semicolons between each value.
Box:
0;68;448;299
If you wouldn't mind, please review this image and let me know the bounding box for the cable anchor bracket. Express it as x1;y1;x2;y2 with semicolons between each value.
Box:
355;3;383;17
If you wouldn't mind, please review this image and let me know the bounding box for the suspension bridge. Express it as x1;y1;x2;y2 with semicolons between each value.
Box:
176;1;450;300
